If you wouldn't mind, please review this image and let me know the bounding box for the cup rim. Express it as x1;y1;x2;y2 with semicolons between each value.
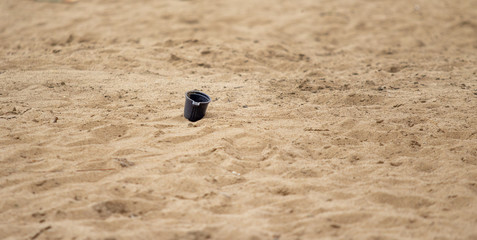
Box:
186;90;211;103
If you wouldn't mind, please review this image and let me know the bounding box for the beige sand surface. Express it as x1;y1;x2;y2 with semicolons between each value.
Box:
1;0;477;239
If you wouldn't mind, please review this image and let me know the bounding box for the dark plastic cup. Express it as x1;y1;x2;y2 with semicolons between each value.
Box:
184;90;211;122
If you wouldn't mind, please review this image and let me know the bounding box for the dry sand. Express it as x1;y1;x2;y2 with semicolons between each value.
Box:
1;0;477;239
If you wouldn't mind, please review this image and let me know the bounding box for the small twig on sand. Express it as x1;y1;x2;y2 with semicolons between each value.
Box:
0;115;17;120
30;226;51;240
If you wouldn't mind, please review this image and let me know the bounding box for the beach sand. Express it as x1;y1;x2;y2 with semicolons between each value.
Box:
1;0;477;239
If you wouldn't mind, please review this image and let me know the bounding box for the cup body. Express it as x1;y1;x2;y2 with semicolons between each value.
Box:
184;91;211;122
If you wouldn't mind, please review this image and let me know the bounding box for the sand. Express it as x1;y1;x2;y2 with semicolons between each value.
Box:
1;0;477;239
